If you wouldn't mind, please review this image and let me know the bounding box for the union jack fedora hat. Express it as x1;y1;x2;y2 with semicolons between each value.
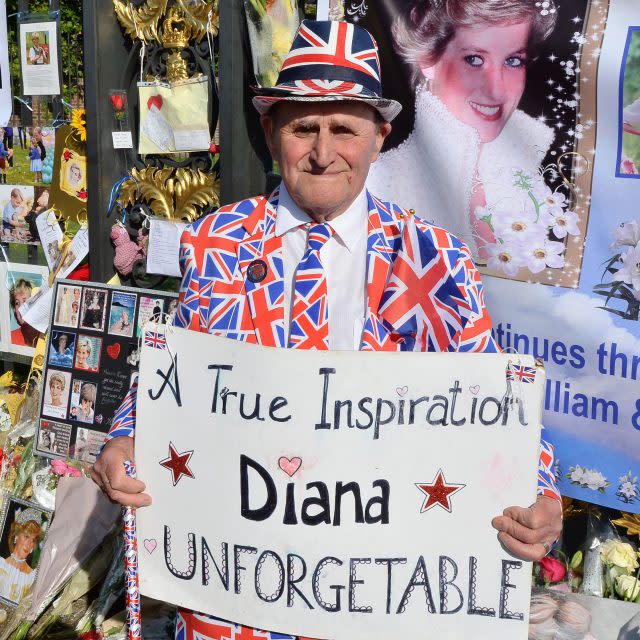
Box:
252;20;402;122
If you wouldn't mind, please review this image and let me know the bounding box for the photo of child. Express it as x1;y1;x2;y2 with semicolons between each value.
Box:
42;369;71;420
29;138;42;184
73;335;101;373
0;186;36;244
109;291;136;338
79;288;107;332
54;284;82;328
69;381;96;425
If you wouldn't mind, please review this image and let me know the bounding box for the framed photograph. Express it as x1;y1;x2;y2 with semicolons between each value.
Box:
69;380;97;425
47;330;75;368
53;283;82;328
73;334;102;373
617;26;640;177
108;291;136;338
79;287;107;332
0;496;52;607
18;18;61;96
36;418;71;457
0;263;48;358
41;369;71;420
0;185;36;245
59;148;87;201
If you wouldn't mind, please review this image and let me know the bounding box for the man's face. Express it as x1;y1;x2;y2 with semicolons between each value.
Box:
261;102;391;221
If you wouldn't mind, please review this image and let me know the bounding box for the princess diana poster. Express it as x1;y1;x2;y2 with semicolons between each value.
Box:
343;0;640;513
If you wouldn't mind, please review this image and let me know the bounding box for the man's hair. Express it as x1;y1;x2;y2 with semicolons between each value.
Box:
49;372;65;389
77;337;92;355
80;383;96;403
393;0;557;85
9;278;33;308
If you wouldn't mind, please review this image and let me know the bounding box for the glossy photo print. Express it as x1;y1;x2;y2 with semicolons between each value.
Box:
0;496;51;607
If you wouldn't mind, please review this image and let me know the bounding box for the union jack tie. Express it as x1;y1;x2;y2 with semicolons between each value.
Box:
288;222;333;350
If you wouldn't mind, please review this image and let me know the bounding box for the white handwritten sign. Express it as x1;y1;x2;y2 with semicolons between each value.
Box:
136;326;545;640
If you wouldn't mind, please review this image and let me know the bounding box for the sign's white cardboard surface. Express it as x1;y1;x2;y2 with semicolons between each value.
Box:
136;326;544;639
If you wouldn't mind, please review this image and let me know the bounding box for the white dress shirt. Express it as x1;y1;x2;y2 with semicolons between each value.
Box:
275;184;368;351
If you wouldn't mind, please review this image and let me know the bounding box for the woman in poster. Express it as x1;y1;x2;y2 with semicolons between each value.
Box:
368;0;558;263
74;337;98;373
0;508;43;604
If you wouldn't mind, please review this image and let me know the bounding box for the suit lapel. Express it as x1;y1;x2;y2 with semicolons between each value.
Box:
236;188;286;347
360;193;403;351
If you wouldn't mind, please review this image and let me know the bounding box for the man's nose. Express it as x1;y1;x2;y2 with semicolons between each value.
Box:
309;129;336;167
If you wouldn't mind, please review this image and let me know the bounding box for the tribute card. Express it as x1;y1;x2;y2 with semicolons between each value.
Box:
35;280;177;463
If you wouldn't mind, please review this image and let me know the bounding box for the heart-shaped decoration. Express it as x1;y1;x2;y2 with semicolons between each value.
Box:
278;456;302;477
396;386;408;397
144;539;157;554
147;95;163;111
469;385;480;395
106;343;121;360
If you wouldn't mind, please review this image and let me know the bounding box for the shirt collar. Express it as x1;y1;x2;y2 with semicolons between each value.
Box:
275;182;368;253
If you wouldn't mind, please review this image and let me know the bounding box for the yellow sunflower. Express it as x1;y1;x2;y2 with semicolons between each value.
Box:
70;108;87;142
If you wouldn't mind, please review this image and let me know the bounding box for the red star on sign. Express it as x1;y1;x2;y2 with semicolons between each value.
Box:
416;469;465;513
159;442;195;486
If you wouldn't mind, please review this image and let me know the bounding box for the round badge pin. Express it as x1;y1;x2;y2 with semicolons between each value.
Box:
247;259;268;283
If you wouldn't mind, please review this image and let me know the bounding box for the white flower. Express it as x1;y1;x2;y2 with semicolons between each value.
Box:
619;482;637;500
542;209;580;238
612;244;640;299
492;207;544;245
582;469;608;491
486;242;524;277
539;190;568;216
610;220;640;250
523;239;566;273
569;465;585;483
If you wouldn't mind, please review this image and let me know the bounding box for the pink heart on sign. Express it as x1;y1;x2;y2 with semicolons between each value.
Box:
278;457;302;477
469;385;480;395
396;386;408;397
144;539;157;554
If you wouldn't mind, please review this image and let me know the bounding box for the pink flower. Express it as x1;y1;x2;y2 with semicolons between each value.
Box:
50;459;68;476
539;556;567;583
50;459;82;477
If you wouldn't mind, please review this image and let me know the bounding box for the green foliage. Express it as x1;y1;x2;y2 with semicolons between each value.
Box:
5;0;84;107
623;31;640;167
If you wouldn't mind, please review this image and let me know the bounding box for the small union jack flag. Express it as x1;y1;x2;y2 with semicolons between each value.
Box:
507;363;537;383
144;330;167;350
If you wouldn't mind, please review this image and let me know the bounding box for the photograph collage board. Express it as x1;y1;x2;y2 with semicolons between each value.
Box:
36;279;177;463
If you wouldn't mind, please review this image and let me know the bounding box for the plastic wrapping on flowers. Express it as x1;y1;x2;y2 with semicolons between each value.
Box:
533;501;640;604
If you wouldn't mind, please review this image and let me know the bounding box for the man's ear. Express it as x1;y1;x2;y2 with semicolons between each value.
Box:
372;121;392;162
260;114;276;158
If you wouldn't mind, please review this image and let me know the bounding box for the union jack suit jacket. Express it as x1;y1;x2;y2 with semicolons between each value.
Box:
108;187;560;640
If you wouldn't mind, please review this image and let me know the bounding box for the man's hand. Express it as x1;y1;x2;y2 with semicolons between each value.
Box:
91;436;151;508
491;495;562;561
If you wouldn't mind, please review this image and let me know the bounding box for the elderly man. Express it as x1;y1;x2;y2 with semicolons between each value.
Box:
93;20;562;640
